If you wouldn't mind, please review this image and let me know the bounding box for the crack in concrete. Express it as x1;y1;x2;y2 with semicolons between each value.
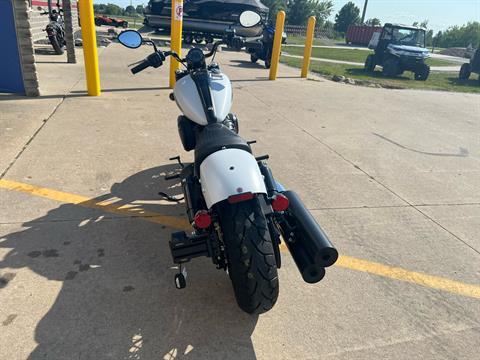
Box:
245;89;480;256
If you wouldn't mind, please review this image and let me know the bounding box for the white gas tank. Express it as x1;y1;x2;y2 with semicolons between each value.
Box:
173;71;232;126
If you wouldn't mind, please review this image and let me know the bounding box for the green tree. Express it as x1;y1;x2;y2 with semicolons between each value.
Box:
286;0;333;25
334;1;360;33
262;0;287;21
136;5;144;14
125;5;136;15
412;20;429;28
104;3;122;15
312;0;334;24
434;22;480;48
365;17;381;26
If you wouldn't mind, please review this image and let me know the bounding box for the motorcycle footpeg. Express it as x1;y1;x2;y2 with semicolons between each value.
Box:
164;172;181;181
168;156;184;169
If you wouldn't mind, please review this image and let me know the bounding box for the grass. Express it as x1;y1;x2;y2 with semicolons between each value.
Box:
280;56;480;93
282;46;460;67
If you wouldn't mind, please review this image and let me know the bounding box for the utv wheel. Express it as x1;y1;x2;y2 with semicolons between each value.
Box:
250;54;258;63
184;34;193;45
382;58;398;77
264;56;271;69
205;35;214;44
459;63;471;80
49;35;64;55
218;198;279;314
364;54;376;72
414;64;430;81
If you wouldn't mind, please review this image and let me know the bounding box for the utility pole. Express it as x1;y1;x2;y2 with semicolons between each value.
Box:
361;0;368;24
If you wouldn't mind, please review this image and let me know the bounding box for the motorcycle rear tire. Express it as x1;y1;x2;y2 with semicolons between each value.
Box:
218;198;279;314
49;35;64;55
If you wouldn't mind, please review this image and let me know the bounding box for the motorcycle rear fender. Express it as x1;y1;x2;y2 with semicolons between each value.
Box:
46;24;56;35
199;148;267;209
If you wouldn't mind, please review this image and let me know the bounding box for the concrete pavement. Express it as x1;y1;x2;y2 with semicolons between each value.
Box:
1;43;479;360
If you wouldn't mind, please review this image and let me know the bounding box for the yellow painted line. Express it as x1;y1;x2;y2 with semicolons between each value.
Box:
1;178;479;299
0;179;190;230
335;256;480;299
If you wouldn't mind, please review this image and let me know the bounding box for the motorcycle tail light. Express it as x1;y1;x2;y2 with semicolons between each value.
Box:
271;194;289;212
194;210;212;229
228;192;254;204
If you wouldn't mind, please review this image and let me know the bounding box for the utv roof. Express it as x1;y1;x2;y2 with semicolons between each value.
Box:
384;23;426;30
194;0;268;11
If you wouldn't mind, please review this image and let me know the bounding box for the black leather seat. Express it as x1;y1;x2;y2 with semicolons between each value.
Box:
194;123;251;169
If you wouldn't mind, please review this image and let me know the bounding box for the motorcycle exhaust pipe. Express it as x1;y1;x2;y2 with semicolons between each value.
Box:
284;239;326;284
281;191;338;268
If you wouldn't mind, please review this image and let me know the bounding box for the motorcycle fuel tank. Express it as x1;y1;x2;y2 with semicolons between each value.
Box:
174;72;232;126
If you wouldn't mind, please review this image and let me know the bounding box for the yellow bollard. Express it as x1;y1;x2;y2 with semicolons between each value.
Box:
78;0;101;96
169;0;184;88
269;10;286;80
301;16;316;78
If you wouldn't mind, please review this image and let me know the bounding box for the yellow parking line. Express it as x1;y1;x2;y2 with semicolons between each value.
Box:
1;178;479;299
0;179;190;230
335;256;480;299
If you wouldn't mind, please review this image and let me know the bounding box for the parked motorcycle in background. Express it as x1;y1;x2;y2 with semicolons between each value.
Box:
116;10;338;314
245;22;287;69
38;1;66;55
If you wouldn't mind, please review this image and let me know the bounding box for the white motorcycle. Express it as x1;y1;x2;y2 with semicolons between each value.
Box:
117;11;338;314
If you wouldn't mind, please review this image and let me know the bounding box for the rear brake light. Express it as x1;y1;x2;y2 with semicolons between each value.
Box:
272;194;289;211
194;210;212;229
228;192;254;204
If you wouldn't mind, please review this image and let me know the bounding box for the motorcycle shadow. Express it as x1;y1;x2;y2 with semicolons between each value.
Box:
0;164;258;360
34;46;64;56
229;59;266;69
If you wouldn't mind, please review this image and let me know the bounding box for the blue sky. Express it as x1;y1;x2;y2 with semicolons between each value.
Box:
96;0;480;32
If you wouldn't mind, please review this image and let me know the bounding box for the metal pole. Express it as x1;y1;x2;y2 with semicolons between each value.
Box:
361;0;368;24
78;0;101;96
269;10;285;81
169;0;183;88
301;16;316;78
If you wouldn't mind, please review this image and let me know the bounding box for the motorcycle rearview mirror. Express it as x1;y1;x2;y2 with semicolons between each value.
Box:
118;30;143;49
239;10;261;28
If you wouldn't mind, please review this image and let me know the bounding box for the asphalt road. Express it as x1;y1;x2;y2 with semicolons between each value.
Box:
1;44;479;360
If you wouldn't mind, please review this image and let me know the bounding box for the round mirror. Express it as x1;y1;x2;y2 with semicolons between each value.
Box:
118;30;143;49
239;11;261;28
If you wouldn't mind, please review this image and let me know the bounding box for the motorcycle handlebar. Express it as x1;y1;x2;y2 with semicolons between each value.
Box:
131;60;150;74
130;40;230;75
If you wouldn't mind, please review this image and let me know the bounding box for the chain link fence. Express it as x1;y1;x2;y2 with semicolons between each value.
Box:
284;25;337;39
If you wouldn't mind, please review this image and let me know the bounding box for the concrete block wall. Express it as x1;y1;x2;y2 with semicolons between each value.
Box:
12;0;40;96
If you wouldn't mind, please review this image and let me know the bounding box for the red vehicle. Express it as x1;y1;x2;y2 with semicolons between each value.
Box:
346;25;382;46
94;15;128;28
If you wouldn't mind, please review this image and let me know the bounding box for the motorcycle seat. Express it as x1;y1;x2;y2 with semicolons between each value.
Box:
194;123;251;170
